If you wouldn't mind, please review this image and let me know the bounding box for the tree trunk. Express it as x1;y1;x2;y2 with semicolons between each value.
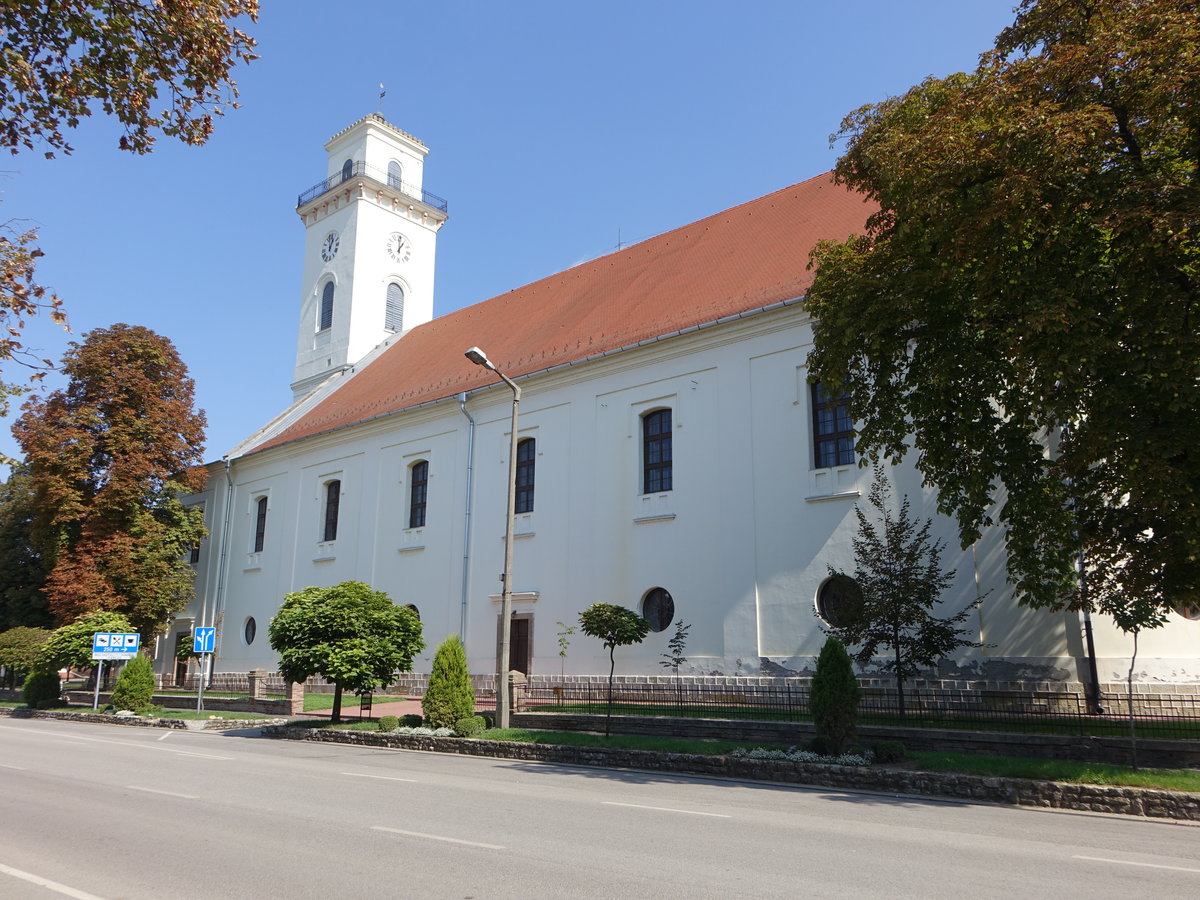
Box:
331;683;343;725
894;636;906;720
605;645;615;737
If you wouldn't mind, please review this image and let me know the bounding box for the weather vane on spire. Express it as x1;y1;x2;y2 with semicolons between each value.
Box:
376;83;386;116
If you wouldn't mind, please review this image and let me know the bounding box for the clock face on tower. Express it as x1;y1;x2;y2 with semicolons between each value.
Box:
386;231;412;264
321;231;340;262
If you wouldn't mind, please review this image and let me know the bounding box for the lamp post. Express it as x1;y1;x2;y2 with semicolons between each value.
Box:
464;346;520;729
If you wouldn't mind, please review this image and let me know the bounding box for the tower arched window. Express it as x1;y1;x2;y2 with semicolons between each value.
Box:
385;282;404;332
319;282;334;331
341;158;353;182
642;408;672;494
387;160;403;189
253;496;268;553
515;437;535;514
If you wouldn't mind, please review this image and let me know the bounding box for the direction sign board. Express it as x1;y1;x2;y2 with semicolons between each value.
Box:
91;632;140;660
193;626;216;654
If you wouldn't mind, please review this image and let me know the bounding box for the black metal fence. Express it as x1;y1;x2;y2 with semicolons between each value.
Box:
296;161;448;211
517;681;1200;740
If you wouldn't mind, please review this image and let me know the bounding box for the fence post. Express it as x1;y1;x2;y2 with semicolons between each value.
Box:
285;679;305;715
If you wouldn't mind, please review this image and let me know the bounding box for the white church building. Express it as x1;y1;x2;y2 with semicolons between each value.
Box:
160;114;1198;692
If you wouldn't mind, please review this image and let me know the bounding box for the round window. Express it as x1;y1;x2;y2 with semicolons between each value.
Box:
816;575;864;628
642;587;675;633
244;617;257;645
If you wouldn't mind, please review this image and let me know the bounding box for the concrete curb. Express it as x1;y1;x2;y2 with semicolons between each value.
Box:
262;724;1200;823
0;706;287;730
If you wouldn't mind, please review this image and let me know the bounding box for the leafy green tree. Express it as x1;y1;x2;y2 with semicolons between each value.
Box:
23;669;60;708
422;635;475;728
0;470;52;629
825;468;983;718
810;636;860;756
806;0;1199;632
37;610;133;675
555;620;575;682
0;626;51;688
14;324;208;634
0;2;258;414
268;581;424;724
579;603;650;736
109;654;156;714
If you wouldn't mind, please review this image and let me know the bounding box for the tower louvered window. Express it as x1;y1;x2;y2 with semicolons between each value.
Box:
319;282;334;331
387;160;403;189
385;282;404;332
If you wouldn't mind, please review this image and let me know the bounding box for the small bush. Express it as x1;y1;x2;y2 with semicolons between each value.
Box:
476;712;494;729
378;715;399;732
37;698;65;710
810;636;860;755
422;635;475;728
400;713;423;728
109;655;156;713
23;670;60;708
871;740;906;764
454;715;486;737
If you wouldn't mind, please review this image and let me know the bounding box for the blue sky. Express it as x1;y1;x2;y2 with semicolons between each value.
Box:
0;1;1019;466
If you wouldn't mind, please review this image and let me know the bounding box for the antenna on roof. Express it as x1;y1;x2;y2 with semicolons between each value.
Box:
616;228;623;251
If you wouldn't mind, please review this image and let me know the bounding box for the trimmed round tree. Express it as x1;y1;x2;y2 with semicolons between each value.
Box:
578;603;650;736
810;635;861;756
268;581;423;724
38;610;134;688
422;635;475;728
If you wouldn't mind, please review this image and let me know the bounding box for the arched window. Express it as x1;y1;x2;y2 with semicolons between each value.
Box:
405;604;420;621
515;437;535;513
812;381;854;468
641;587;674;633
319;282;334;331
253;496;268;553
642;408;672;493
341;158;353;182
323;480;341;542
409;460;428;528
385;282;404;332
387;160;403;188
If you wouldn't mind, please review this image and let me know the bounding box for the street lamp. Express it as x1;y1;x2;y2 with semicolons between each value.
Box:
464;346;521;729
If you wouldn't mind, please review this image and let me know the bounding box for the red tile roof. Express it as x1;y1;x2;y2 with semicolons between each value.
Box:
251;173;873;453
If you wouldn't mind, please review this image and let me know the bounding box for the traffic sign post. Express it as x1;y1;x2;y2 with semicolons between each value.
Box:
90;633;141;710
193;627;216;712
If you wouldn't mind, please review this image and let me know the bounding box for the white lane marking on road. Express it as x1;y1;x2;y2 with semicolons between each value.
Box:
371;826;504;850
125;785;198;800
157;733;171;741
603;801;730;818
342;772;417;783
0;861;105;899
1073;855;1200;874
36;730;231;760
0;762;26;770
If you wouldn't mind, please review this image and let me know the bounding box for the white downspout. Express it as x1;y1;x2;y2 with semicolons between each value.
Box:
457;392;476;641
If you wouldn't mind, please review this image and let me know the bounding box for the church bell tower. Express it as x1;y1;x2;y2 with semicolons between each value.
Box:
291;115;448;400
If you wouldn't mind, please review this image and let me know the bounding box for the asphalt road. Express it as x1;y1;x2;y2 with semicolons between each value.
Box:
1;716;1198;899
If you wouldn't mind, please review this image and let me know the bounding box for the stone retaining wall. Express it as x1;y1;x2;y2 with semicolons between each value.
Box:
262;725;1200;822
0;706;286;730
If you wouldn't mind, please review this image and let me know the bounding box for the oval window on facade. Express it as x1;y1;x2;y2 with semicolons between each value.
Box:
815;575;864;628
244;617;257;645
641;587;675;633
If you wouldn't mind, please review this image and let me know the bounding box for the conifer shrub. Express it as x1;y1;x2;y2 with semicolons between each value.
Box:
23;670;60;708
454;715;486;737
810;635;860;756
400;714;423;728
422;635;475;728
109;655;156;713
378;715;399;732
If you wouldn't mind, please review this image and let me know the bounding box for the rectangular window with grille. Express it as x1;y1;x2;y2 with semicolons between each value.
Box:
811;381;854;467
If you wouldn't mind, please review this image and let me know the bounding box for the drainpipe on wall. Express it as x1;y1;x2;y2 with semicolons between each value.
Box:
457;392;476;641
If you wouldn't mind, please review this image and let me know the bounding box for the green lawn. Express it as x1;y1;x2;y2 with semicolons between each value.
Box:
910;750;1200;793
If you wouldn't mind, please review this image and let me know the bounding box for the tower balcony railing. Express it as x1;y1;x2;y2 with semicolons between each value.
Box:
297;161;448;212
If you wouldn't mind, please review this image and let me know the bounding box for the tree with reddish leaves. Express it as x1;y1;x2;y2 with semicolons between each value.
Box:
13;324;208;634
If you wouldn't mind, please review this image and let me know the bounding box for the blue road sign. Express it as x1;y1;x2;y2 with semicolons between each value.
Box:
193;626;216;654
91;632;140;660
